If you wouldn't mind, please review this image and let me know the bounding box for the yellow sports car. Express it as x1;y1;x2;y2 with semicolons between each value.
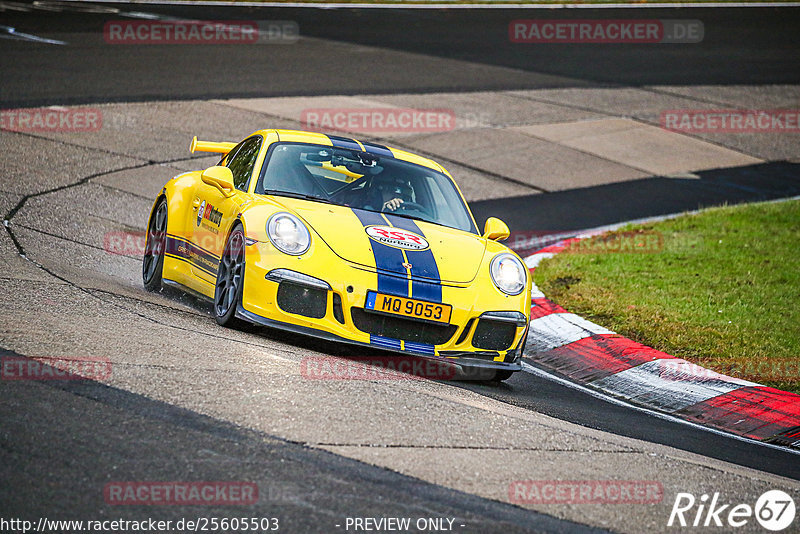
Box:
143;130;530;381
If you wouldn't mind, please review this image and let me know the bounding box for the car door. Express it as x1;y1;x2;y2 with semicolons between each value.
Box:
189;135;263;284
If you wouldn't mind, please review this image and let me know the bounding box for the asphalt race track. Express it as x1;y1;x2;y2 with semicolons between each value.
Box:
2;6;800;107
1;3;800;533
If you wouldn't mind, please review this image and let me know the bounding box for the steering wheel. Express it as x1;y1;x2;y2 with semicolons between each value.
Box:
395;201;431;217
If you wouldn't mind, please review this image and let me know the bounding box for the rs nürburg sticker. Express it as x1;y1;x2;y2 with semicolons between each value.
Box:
366;226;428;251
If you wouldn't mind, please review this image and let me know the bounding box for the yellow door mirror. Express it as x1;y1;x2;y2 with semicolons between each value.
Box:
482;217;510;242
200;166;235;197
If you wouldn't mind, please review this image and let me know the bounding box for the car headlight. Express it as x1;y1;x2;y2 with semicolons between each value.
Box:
490;253;527;295
267;213;310;256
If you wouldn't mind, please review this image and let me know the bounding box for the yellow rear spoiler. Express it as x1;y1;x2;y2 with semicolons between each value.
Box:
189;136;237;155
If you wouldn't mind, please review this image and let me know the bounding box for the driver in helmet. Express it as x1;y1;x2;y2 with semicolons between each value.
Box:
367;175;414;213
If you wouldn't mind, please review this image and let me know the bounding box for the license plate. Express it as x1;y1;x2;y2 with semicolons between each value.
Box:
365;292;452;324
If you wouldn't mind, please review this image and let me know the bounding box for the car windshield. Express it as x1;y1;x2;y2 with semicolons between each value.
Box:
255;142;477;234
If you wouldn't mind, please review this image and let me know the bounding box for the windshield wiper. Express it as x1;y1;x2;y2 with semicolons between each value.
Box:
263;190;332;204
361;208;430;224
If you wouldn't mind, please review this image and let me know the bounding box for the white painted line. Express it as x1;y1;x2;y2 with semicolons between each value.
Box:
86;0;800;8
520;361;800;456
590;359;757;413
0;2;32;11
0;25;66;45
526;312;614;353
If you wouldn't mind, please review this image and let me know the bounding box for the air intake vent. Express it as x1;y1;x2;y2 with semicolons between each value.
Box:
277;282;327;319
472;319;517;351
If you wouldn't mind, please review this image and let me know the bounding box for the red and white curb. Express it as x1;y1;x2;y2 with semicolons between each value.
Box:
522;232;800;451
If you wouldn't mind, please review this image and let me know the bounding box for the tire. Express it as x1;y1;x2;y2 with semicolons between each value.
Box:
142;199;167;292
492;369;515;382
214;224;246;328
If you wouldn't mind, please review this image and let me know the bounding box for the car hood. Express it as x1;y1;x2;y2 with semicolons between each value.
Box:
279;199;487;284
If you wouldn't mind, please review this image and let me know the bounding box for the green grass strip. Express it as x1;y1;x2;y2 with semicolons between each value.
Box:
534;199;800;393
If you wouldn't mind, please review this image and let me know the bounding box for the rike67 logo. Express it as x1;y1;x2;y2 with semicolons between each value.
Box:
366;226;428;251
668;490;796;531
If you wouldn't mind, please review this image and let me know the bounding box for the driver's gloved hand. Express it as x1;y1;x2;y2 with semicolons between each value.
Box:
382;198;404;212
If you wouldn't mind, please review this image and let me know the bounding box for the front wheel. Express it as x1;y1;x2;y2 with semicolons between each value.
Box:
142;199;167;292
214;225;246;328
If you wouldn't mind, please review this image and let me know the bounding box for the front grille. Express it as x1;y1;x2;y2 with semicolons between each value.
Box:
472;319;517;351
351;308;457;346
276;282;327;319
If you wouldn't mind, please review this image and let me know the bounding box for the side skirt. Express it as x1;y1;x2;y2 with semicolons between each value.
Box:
162;278;214;303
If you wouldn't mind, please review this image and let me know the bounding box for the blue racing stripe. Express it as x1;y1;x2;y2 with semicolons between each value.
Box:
361;142;394;158
403;341;436;356
327;135;362;152
352;209;408;297
370;335;402;351
165;235;219;276
385;215;443;303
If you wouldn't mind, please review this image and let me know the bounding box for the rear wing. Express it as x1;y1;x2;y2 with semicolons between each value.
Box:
189;136;237;155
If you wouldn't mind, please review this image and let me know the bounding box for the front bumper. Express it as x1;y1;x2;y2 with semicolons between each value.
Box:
239;238;530;370
236;304;523;374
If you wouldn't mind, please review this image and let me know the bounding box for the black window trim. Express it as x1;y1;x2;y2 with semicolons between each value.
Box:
224;135;263;193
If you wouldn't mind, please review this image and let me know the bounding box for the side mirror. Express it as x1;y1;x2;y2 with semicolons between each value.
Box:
482;217;510;242
201;166;235;197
